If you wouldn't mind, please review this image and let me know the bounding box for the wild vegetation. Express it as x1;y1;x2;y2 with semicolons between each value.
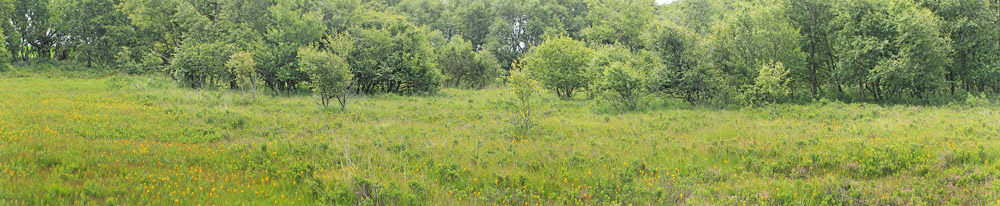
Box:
2;72;1000;205
0;0;999;204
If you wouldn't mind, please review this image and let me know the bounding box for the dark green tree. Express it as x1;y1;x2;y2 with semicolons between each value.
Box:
786;0;837;97
52;0;135;67
923;0;1000;94
345;6;441;94
832;0;952;101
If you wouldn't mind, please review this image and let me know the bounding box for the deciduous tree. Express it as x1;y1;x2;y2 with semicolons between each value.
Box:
299;46;352;109
522;36;592;99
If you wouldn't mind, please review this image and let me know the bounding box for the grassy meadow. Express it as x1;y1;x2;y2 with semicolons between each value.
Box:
1;73;1000;205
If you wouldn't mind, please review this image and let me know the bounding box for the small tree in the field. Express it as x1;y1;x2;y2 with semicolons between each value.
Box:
750;61;790;105
594;61;647;111
522;36;593;99
507;61;541;133
298;46;353;109
226;51;259;100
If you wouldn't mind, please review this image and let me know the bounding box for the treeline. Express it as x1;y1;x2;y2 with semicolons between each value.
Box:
0;0;997;105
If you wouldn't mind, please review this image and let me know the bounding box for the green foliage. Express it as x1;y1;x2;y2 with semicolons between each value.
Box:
709;1;805;94
832;0;952;102
226;51;259;100
923;0;1000;95
582;0;654;50
643;20;719;105
257;0;327;93
345;6;441;95
298;46;352;109
849;145;923;177
397;0;445;30
4;0;993;105
10;0;56;60
169;41;233;89
747;61;791;105
3;77;1000;205
115;47;164;74
51;0;134;67
588;44;657;109
594;62;647;111
116;0;181;72
964;92;994;107
506;61;541;133
785;0;837;98
436;35;501;89
484;0;590;72
0;28;9;67
0;0;14;60
659;0;726;34
522;36;593;99
453;0;492;48
470;50;502;88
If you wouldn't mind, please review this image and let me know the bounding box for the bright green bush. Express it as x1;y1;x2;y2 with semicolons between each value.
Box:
522;36;592;99
226;51;259;100
747;61;791;105
594;62;647;111
506;61;541;132
298;46;352;109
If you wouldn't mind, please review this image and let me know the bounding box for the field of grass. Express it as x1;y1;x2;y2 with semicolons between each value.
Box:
1;74;1000;205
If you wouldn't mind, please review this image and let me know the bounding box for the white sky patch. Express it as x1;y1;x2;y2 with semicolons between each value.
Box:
655;0;675;4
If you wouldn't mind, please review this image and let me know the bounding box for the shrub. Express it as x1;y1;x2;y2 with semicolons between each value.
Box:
169;41;233;89
746;61;791;105
849;145;923;178
0;29;9;67
226;51;259;100
436;36;500;89
345;8;442;95
507;61;541;133
469;49;501;89
964;93;993;107
589;44;658;110
522;36;593;99
594;61;647;111
116;47;164;74
298;46;353;109
643;20;723;105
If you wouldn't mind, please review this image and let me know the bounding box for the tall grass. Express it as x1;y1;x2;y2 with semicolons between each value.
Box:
0;75;998;205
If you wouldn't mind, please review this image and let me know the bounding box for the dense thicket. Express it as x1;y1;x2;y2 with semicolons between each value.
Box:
1;0;997;105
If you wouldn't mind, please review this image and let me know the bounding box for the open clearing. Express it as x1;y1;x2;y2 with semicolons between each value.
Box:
1;76;999;205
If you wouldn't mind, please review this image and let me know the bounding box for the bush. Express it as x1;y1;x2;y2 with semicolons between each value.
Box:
115;47;164;74
437;36;501;89
0;29;11;68
964;92;994;107
169;41;233;88
594;62;647;111
226;51;259;100
254;4;325;93
345;7;442;95
298;46;352;109
588;44;658;110
507;61;541;134
522;36;593;99
643;20;722;105
745;62;791;106
469;50;502;88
